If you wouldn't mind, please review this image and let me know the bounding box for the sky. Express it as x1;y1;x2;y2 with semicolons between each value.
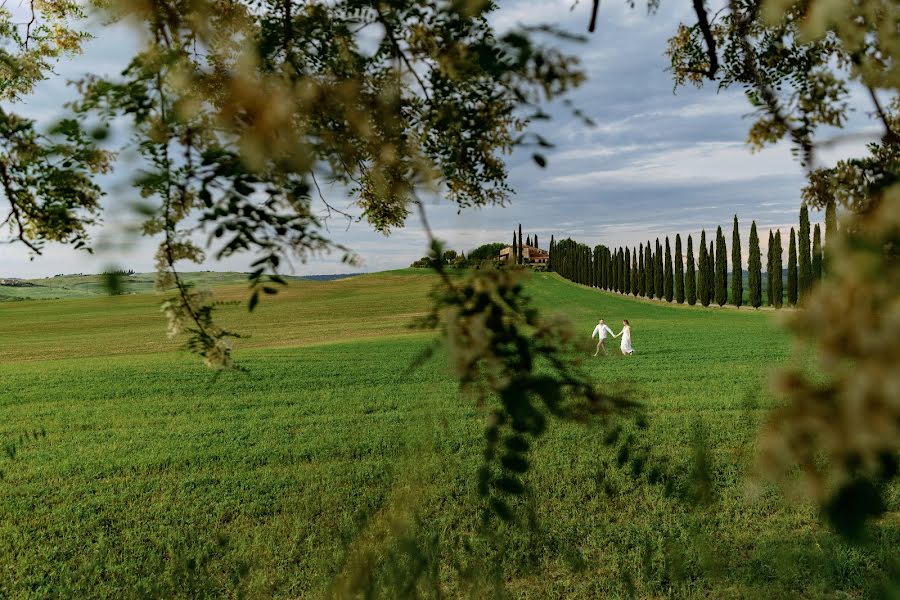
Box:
1;0;873;278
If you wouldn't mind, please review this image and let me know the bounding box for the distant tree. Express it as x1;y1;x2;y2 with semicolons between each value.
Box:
686;235;696;305
708;240;715;306
788;228;798;306
632;247;639;295
534;234;539;249
624;247;631;293
518;223;524;265
748;221;762;308
612;249;618;292
619;248;626;293
798;204;811;297
824;200;836;272
715;226;727;306
442;249;458;263
812;224;822;282
469;243;506;263
664;237;674;302
767;230;775;306
548;236;555;271
654;239;664;299
638;243;645;297
731;216;742;307
512;231;517;263
645;242;654;298
674;234;684;303
698;230;709;307
773;230;784;308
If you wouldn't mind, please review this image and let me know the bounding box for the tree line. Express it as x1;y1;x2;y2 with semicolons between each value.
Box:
548;204;835;309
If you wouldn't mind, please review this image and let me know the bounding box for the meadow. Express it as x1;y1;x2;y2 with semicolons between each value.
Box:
0;270;896;598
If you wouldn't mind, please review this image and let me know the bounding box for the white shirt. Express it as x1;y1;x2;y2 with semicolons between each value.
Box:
592;323;615;340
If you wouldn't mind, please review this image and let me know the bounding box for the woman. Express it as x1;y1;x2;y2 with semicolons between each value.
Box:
616;319;634;355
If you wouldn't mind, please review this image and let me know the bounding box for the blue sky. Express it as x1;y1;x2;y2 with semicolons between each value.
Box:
1;0;869;277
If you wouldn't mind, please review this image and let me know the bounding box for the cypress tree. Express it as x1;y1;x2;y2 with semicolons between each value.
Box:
607;248;614;290
767;230;774;306
602;248;608;289
547;234;556;271
773;230;783;308
812;224;822;282
708;240;715;306
715;226;727;306
620;248;626;293
623;247;630;293
698;230;709;307
798;204;811;296
518;223;524;265
655;239;664;299
686;235;696;305
612;249;618;292
787;228;798;306
605;249;611;291
645;242;654;298
664;237;674;302
748;221;762;308
638;243;645;296
675;234;685;303
534;234;539;249
731;216;743;307
632;248;639;295
824;200;836;272
512;231;517;263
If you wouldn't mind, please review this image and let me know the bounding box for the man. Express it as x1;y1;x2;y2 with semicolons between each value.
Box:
591;318;616;356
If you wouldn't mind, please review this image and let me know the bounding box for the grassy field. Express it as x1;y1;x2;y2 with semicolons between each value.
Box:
0;270;896;598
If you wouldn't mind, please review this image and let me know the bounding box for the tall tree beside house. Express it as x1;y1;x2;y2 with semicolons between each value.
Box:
698;231;710;307
512;231;517;263
773;230;784;308
748;221;762;308
675;234;685;303
686;235;696;305
731;216;743;307
788;228;798;306
767;230;775;306
715;226;727;306
534;235;539;250
548;235;555;271
664;237;674;302
518;223;524;265
638;243;646;297
812;224;823;282
708;240;715;306
798;204;811;297
624;247;631;294
654;239;664;300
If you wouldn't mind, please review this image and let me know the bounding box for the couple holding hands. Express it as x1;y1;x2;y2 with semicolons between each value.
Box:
591;318;634;356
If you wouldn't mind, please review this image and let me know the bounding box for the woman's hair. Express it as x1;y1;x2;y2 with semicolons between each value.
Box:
623;319;630;325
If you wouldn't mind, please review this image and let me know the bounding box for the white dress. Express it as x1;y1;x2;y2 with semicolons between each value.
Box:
619;326;634;355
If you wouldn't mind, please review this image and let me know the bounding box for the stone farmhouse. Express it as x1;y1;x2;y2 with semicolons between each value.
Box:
498;244;549;265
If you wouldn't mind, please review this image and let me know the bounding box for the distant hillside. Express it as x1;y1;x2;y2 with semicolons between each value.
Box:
0;271;358;301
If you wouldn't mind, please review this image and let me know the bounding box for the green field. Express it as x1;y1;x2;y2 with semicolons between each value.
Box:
1;271;896;598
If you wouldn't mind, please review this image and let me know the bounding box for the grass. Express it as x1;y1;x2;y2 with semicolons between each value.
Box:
0;270;896;598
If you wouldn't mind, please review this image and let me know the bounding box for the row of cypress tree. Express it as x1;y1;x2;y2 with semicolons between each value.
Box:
547;204;834;308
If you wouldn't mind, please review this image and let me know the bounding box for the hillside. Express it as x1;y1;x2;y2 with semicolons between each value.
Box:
0;270;895;598
0;271;356;301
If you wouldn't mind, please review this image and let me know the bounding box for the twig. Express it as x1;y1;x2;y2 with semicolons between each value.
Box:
588;0;600;33
692;0;719;79
865;85;899;145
